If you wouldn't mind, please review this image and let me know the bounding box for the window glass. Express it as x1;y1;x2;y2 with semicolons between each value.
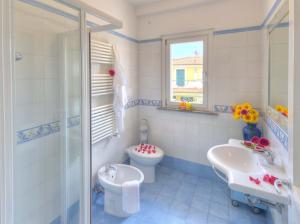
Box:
170;41;204;104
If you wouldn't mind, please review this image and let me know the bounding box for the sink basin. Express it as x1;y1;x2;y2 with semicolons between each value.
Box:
207;144;261;174
207;141;290;205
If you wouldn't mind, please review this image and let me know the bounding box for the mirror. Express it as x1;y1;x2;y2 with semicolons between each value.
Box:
268;12;289;131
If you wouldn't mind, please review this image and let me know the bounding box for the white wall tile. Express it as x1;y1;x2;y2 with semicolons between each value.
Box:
138;30;264;165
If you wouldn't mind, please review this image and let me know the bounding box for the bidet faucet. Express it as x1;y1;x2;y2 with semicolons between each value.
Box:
254;149;274;164
104;164;117;174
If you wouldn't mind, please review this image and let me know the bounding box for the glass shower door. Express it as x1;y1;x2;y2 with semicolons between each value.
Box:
13;0;83;223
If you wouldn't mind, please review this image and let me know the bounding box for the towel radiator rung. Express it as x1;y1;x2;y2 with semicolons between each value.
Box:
91;39;117;144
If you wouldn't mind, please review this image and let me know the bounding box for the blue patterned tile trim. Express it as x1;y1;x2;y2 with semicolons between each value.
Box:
139;98;162;107
16;121;60;144
16;116;81;144
16;100;147;144
266;117;288;150
67;116;81;128
15;102;260;144
214;105;264;118
128;100;246;115
125;98;162;108
214;105;233;113
125;98;140;109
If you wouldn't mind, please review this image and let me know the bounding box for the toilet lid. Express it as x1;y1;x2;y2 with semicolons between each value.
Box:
128;144;163;158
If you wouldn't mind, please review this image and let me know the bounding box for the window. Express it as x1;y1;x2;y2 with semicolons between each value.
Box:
162;32;211;110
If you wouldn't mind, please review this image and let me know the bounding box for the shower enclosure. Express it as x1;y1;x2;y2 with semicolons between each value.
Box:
0;0;122;224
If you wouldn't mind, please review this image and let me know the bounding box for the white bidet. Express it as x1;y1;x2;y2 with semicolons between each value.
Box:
98;164;144;217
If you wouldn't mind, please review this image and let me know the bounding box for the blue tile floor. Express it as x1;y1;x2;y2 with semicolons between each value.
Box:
92;165;268;224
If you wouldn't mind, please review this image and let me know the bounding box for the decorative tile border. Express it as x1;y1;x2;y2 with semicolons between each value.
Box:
15;100;263;144
125;98;140;109
214;105;233;113
138;99;162;107
16;116;81;144
125;98;162;108
266;117;288;150
17;121;60;144
128;99;237;114
68;116;81;128
15;100;262;144
266;107;288;132
16;99;142;144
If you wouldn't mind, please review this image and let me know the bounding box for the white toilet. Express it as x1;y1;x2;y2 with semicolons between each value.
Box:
98;164;144;217
127;144;164;183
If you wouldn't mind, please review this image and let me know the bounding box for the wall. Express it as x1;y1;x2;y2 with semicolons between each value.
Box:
137;0;264;40
137;0;264;165
84;0;137;38
84;0;140;185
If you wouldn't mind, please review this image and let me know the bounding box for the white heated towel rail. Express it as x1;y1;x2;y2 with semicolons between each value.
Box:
91;104;116;144
91;40;115;64
91;39;116;144
91;73;114;96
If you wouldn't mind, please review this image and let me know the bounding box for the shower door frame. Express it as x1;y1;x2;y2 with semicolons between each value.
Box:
0;0;14;224
0;1;121;223
0;1;91;223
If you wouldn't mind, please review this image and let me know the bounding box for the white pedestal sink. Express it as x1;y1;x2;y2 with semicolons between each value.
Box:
207;139;290;205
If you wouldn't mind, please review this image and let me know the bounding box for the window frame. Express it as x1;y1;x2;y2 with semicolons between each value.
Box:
162;31;213;111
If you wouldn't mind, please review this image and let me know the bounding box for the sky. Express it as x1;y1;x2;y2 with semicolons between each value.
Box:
171;41;204;59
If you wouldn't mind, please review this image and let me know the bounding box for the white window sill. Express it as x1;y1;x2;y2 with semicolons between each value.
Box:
157;107;218;116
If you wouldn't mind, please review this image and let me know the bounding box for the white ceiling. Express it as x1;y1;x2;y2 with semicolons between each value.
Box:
128;0;162;6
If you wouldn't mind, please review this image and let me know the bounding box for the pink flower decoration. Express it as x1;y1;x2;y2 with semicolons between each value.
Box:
108;69;115;77
249;176;260;185
259;137;270;147
241;109;248;115
251;136;260;144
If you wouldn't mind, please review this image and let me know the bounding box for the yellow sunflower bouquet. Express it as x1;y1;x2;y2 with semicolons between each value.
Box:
232;102;259;124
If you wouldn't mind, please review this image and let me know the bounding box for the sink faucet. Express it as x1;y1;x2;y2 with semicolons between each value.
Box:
253;149;274;164
274;179;291;194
